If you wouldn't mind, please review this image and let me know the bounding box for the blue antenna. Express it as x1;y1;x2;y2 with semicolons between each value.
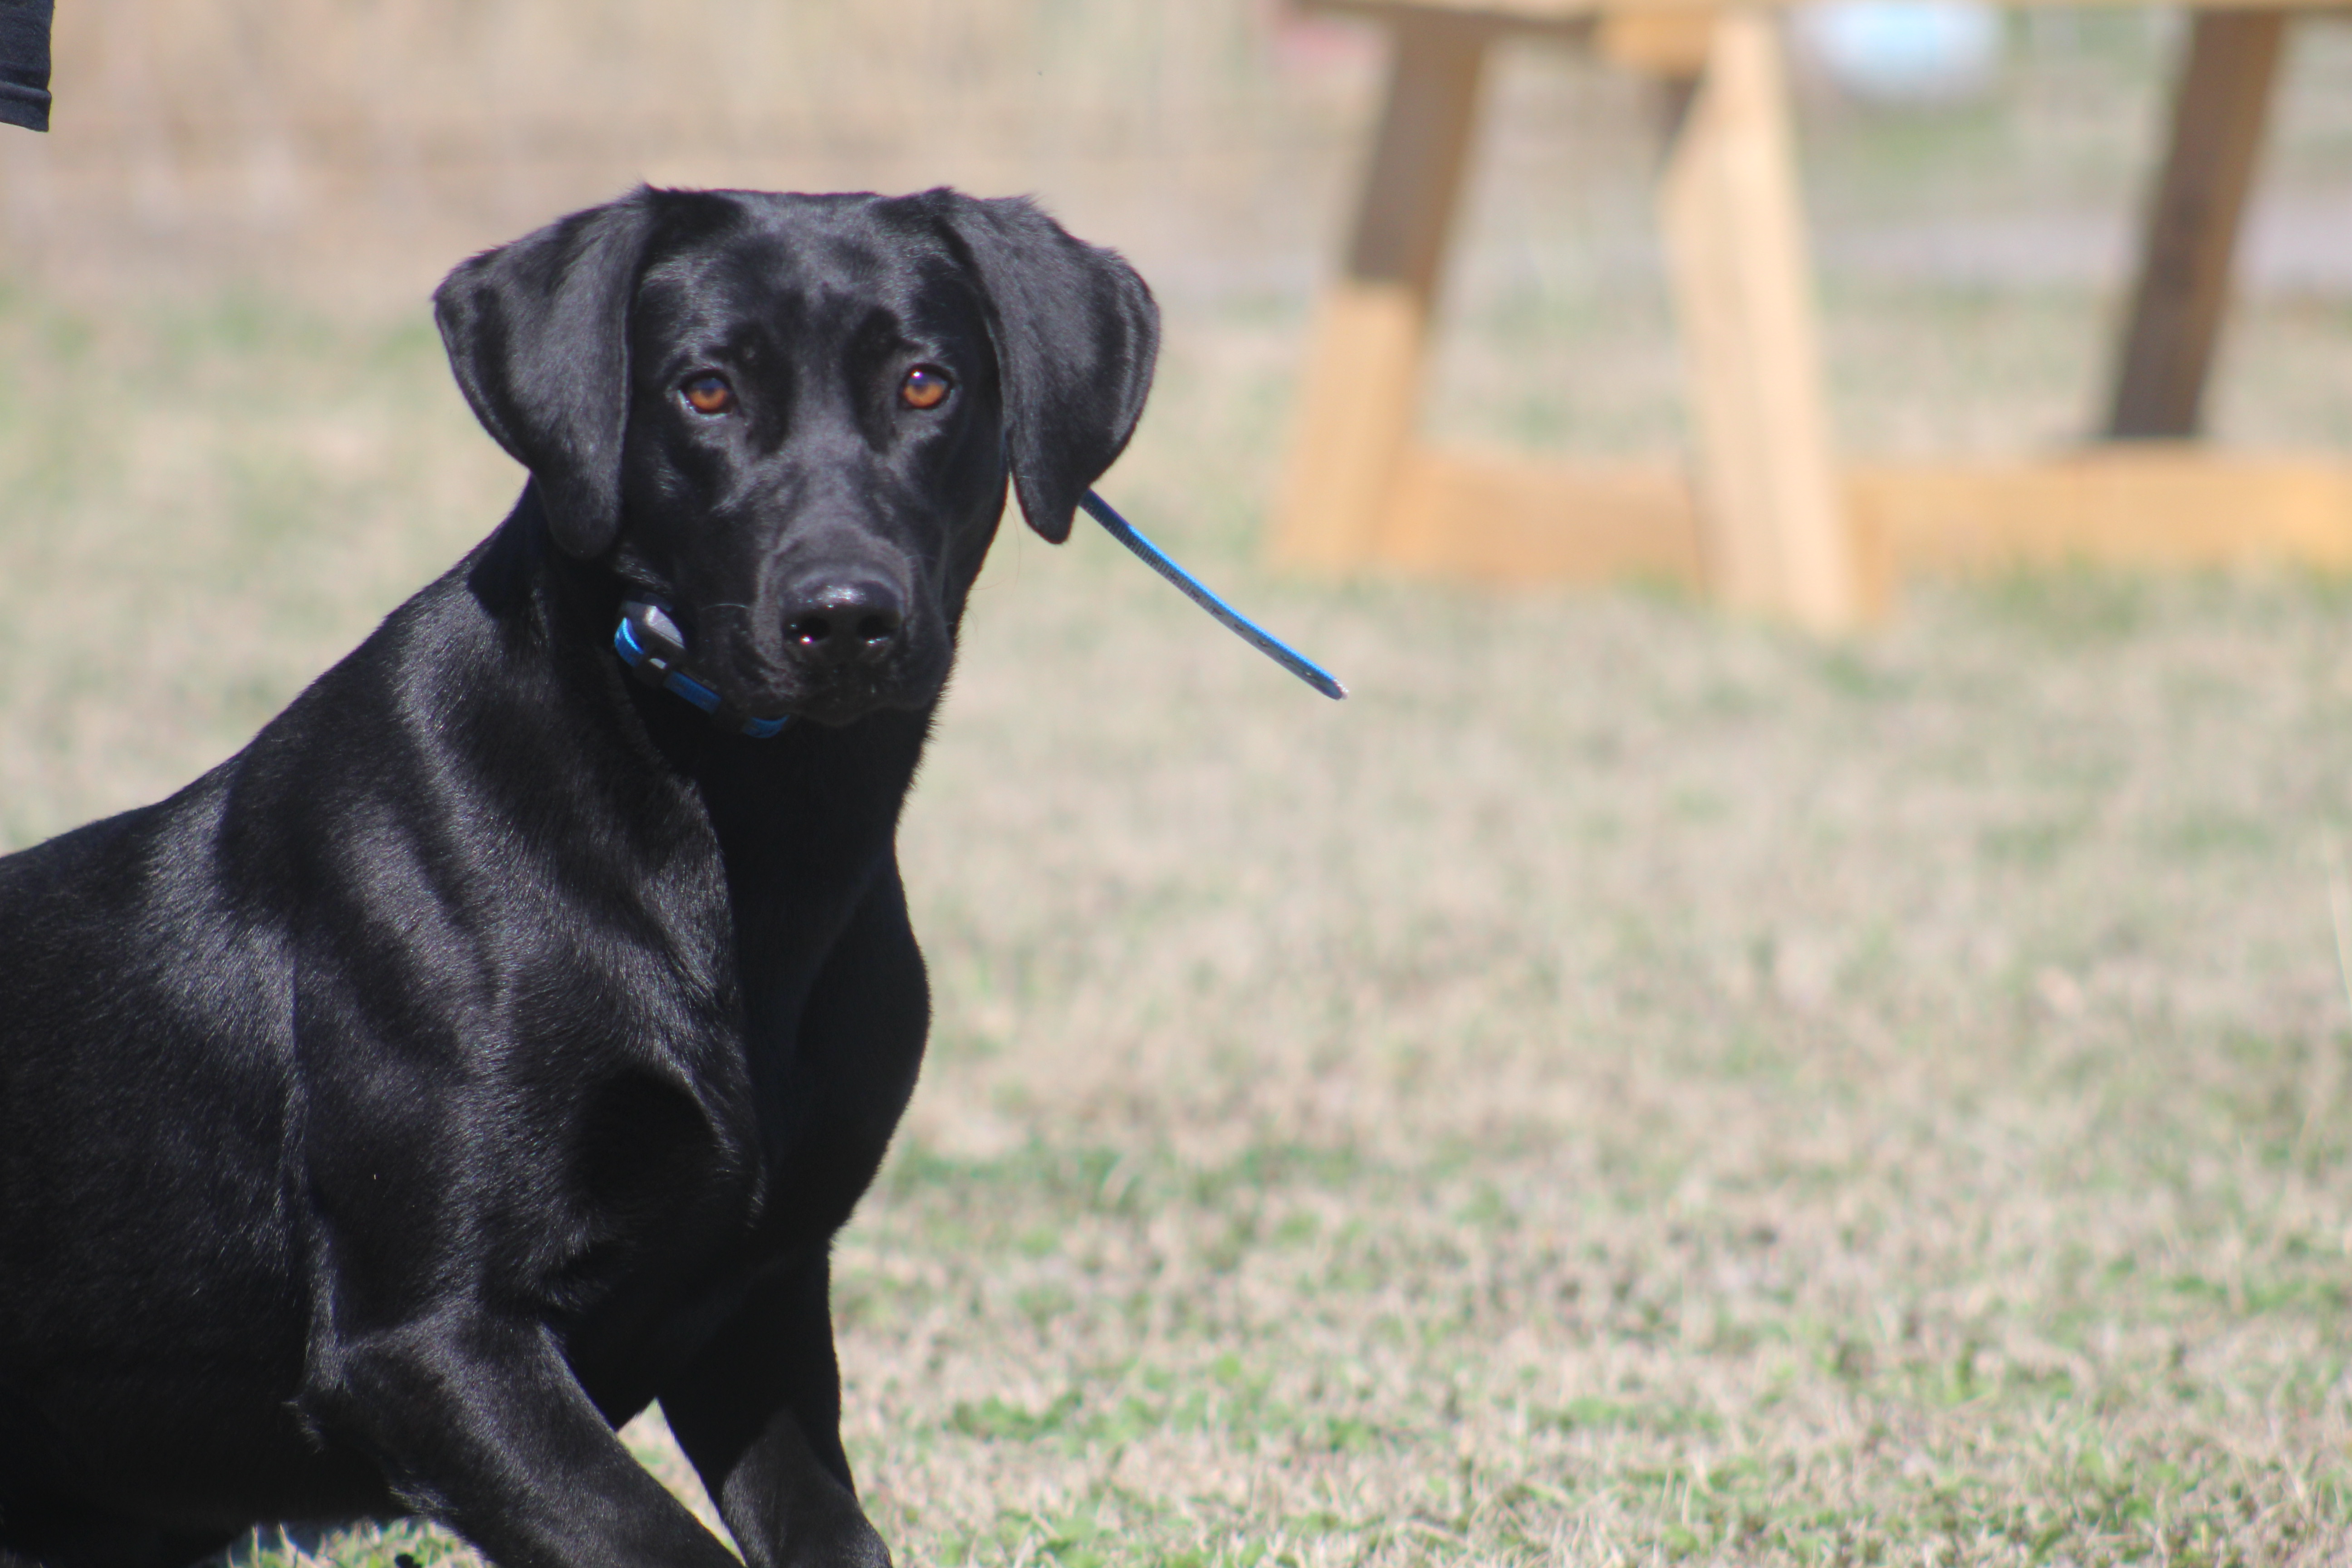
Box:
1079;492;1347;701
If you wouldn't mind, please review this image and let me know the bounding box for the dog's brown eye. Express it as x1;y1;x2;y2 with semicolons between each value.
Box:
682;375;734;416
900;366;951;411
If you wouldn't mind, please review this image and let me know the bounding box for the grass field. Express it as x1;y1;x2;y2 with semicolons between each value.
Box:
8;16;2352;1566
5;268;2352;1566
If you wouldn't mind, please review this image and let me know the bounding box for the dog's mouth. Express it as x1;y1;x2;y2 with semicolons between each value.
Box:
774;670;940;728
698;616;951;730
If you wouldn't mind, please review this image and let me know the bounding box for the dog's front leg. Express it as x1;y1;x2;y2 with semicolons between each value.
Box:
662;1256;887;1568
658;867;925;1568
328;1313;741;1568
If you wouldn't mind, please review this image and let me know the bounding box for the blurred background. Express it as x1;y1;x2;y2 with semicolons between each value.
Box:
7;3;2352;1563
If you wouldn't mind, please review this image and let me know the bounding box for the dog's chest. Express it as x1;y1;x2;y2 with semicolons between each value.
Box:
500;723;931;1401
551;873;912;1334
550;991;902;1411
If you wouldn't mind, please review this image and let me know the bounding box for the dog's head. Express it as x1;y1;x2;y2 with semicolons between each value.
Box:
434;187;1158;726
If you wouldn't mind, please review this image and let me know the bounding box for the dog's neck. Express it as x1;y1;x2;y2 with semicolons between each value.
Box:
467;478;931;845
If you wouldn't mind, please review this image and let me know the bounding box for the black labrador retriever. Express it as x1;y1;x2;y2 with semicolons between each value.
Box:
0;186;1156;1568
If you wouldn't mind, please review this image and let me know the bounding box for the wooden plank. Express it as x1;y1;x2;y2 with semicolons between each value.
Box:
1595;10;1717;79
1852;449;2352;574
1270;13;1490;570
2105;9;2290;439
1351;447;2352;587
1299;0;1592;34
1374;447;1704;583
1659;10;1860;630
1299;0;2345;24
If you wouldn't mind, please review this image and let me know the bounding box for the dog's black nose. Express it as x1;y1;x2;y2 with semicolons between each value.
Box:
781;579;906;668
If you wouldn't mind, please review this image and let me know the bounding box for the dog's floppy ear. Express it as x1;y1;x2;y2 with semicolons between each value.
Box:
929;193;1160;544
433;191;663;559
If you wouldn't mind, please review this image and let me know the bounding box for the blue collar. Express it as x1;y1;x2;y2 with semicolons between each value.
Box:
610;489;1344;738
612;602;789;739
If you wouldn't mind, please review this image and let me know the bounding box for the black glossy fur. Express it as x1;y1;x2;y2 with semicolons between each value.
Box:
0;187;1157;1568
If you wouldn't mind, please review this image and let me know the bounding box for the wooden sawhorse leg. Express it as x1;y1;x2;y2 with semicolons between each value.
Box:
1270;13;1490;570
2105;8;2290;439
1275;1;1866;627
1659;9;1863;629
1274;0;2350;605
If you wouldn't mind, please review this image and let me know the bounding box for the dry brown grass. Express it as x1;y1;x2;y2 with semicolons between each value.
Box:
7;6;2352;1565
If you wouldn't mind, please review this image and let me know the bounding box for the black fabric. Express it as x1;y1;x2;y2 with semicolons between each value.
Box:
0;0;51;132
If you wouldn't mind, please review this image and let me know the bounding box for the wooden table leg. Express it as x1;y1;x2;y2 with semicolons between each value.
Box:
1659;10;1862;629
2104;9;2289;441
1270;13;1490;571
